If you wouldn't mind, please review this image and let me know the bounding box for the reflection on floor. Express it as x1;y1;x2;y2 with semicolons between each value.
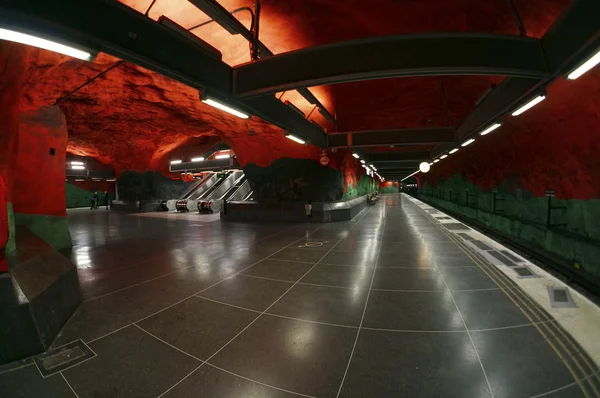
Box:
1;195;599;397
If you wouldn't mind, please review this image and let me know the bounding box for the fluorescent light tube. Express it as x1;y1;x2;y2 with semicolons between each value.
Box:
511;96;546;116
568;49;600;80
479;123;501;136
0;28;93;61
202;98;249;119
285;134;305;144
461;138;475;147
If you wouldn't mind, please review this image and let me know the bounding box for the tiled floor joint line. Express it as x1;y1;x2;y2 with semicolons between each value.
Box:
336;203;386;397
425;217;495;397
203;362;317;398
156;205;375;398
85;223;337;346
60;371;80;398
134;324;204;362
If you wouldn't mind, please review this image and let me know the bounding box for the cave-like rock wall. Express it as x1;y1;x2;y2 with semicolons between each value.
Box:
419;70;600;277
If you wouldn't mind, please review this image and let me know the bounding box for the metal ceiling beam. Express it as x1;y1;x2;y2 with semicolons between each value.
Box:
450;0;600;148
372;163;421;170
233;34;550;98
454;77;543;142
369;151;430;163
328;128;455;148
542;0;600;75
0;0;328;148
188;0;336;124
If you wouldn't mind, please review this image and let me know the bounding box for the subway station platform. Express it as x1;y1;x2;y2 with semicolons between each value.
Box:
1;194;599;397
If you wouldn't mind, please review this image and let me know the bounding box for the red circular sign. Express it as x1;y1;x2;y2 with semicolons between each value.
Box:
319;155;329;166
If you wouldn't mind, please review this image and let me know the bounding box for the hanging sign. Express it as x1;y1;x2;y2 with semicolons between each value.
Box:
319;155;330;166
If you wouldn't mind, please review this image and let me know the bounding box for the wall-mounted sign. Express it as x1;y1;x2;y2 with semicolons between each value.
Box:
319;155;329;166
545;189;555;197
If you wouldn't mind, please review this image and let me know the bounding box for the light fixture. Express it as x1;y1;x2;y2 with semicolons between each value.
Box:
202;98;249;119
461;138;475;147
419;162;430;173
75;179;85;182
191;157;205;162
352;153;360;159
106;179;116;182
360;160;365;164
567;49;600;80
479;123;501;136
511;95;546;116
433;159;440;163
170;160;182;164
71;161;84;166
429;162;433;166
0;28;94;61
215;154;230;159
440;154;448;159
285;134;306;145
371;166;377;171
449;148;459;154
71;165;85;170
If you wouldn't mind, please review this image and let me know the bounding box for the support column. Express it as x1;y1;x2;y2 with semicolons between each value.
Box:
0;42;28;270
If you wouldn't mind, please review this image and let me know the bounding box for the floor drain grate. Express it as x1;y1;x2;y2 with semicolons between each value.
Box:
34;340;96;377
445;223;470;231
501;250;523;263
457;233;475;241
488;251;519;267
547;286;577;308
470;241;494;251
513;266;538;278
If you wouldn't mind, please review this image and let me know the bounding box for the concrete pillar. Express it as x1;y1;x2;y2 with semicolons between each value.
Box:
0;42;28;265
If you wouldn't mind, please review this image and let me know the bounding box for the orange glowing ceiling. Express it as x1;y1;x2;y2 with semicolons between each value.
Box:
15;0;573;172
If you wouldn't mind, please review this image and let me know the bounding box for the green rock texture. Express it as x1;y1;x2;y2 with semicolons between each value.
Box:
5;202;16;255
118;171;192;201
343;175;378;200
13;213;72;251
421;174;600;277
245;158;345;202
66;182;115;208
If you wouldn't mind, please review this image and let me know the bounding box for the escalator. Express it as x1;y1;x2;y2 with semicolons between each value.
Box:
170;173;228;212
228;179;252;201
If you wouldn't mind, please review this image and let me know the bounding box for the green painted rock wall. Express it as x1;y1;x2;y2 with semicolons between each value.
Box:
421;175;600;278
66;182;115;208
343;175;377;200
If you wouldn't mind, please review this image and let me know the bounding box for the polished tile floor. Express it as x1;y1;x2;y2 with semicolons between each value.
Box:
1;196;597;397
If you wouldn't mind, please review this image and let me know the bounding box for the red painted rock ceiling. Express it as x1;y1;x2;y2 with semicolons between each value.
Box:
14;0;571;173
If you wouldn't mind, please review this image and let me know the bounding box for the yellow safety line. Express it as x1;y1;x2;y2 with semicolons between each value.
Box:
439;227;600;396
414;204;593;398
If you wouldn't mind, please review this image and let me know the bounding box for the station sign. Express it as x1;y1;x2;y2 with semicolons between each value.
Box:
545;189;555;197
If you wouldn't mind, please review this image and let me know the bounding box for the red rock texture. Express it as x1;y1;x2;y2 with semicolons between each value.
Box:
8;0;568;174
420;68;600;200
14;107;68;216
0;42;28;201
